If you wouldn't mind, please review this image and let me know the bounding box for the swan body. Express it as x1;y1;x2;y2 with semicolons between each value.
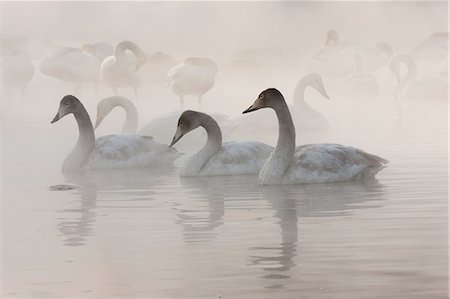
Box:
390;53;448;101
51;95;180;172
242;88;388;185
2;49;34;100
167;57;218;108
411;32;449;64
40;47;100;83
170;110;273;176
81;42;114;63
100;41;147;94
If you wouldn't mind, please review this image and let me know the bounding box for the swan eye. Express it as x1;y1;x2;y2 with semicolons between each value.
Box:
179;121;183;126
65;103;70;107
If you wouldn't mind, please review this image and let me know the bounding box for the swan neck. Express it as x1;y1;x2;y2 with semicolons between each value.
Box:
273;101;296;160
293;81;308;107
114;97;139;133
74;107;95;149
201;114;222;154
115;41;144;60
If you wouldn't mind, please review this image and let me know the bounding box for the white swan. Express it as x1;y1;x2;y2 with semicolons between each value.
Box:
100;41;147;95
167;57;218;108
234;73;330;142
81;42;114;63
51;95;180;172
40;46;100;94
94;96;139;134
411;32;449;64
343;54;379;99
242;88;388;185
169;110;273;176
2;49;34;101
390;53;448;101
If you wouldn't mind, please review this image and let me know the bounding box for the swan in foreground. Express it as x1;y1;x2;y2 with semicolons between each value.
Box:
100;41;147;95
242;88;388;185
167;57;218;108
2;49;34;102
169;110;273;176
51;95;180;172
390;53;448;101
94;96;139;134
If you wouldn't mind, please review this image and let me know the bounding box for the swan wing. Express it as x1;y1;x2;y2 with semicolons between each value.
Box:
286;144;388;183
88;134;180;169
200;141;274;175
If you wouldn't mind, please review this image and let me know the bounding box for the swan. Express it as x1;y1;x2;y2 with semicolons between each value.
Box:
390;53;448;101
94;96;139;134
50;95;180;172
234;73;330;142
411;32;449;64
81;42;114;63
2;49;34;102
169;110;273;176
40;46;100;94
167;57;218;108
100;41;147;95
343;54;379;99
242;88;388;185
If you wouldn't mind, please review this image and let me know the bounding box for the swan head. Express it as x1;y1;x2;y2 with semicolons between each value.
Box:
298;73;330;100
51;95;81;123
169;110;202;147
325;30;339;46
242;88;285;113
94;98;115;129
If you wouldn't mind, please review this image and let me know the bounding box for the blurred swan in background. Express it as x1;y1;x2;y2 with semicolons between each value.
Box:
40;46;101;94
167;57;218;108
169;110;273;176
233;73;330;142
81;42;114;63
100;41;147;96
390;53;448;102
411;32;449;65
94;96;139;134
2;49;35;102
50;95;180;172
242;88;388;185
343;54;379;100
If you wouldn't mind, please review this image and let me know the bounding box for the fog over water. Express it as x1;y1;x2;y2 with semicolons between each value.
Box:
1;1;448;298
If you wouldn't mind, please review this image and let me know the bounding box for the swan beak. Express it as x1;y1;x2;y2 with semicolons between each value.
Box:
51;112;61;124
94;113;103;129
242;101;261;114
169;130;184;148
319;84;330;100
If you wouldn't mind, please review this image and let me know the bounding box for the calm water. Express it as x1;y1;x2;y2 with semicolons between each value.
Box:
1;98;447;298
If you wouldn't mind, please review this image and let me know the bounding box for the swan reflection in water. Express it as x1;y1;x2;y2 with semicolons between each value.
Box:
179;175;385;290
56;167;176;246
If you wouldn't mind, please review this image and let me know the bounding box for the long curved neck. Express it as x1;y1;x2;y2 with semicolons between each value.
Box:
293;79;312;108
200;113;222;156
115;41;144;63
185;113;222;174
108;97;139;133
63;106;95;171
273;101;296;159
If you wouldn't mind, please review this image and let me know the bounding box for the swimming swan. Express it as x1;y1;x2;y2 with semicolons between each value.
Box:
390;53;448;101
100;41;147;95
51;95;180;172
167;57;218;108
343;54;379;99
242;88;388;185
169;110;273;176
